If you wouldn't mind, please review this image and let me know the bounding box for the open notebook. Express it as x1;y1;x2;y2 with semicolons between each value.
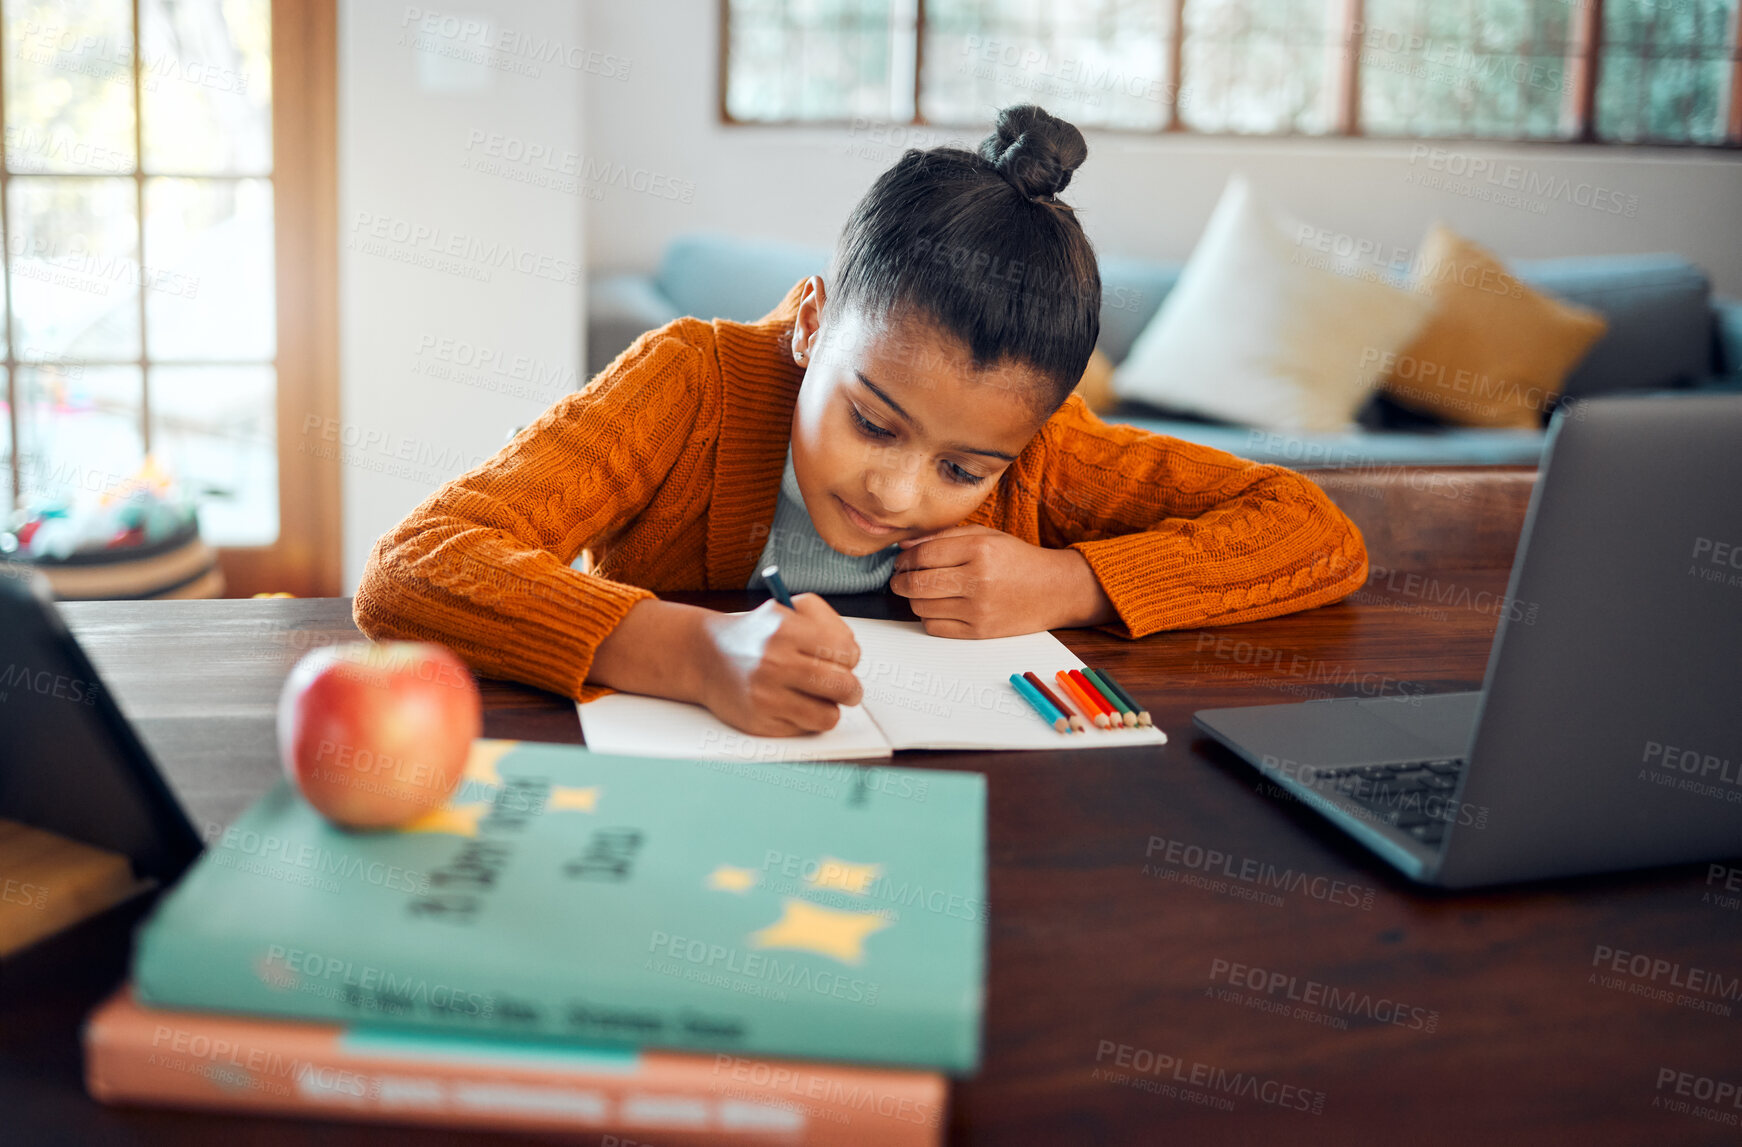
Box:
575;616;1167;760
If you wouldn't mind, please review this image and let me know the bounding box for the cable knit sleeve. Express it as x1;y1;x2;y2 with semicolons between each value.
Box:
1035;394;1368;638
350;328;707;699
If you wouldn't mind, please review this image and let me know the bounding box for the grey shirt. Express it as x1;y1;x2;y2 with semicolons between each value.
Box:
747;444;901;592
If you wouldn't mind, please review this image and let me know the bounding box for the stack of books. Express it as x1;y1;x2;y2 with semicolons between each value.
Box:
85;740;987;1145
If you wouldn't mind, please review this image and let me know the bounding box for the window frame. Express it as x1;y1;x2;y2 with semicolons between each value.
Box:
717;0;1742;149
235;0;340;598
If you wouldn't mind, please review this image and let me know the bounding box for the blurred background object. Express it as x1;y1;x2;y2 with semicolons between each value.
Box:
0;454;222;599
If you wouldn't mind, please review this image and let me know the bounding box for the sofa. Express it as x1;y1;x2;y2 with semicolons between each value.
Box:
588;232;1742;468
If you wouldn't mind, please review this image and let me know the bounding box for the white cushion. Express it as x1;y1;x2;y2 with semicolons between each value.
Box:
1112;175;1433;433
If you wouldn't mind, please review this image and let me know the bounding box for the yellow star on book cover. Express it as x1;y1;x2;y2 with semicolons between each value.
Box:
806;856;882;896
399;802;491;838
706;865;759;894
547;786;600;813
462;739;518;788
750;897;892;965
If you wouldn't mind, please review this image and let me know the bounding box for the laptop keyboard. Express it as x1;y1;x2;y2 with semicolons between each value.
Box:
1300;759;1468;847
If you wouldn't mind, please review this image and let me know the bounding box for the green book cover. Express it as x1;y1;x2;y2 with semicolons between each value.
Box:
133;741;985;1073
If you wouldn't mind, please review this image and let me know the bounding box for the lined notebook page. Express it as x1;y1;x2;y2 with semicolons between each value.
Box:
849;618;1167;751
575;615;1165;759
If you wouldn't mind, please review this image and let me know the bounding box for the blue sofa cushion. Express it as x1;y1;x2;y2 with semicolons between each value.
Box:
655;232;826;323
1095;256;1181;364
1510;254;1712;403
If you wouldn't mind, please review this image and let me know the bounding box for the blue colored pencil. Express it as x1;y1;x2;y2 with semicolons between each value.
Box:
1024;671;1086;733
1009;673;1071;734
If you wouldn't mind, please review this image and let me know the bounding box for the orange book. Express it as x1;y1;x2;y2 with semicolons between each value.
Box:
84;988;945;1146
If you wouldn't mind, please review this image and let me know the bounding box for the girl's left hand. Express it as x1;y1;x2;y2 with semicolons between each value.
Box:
891;524;1115;638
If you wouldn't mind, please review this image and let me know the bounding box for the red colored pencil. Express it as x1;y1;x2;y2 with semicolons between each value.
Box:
1068;669;1120;727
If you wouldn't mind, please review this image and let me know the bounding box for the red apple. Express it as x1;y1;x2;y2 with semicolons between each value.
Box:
276;641;481;829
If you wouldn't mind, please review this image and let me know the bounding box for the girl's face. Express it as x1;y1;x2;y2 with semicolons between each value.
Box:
787;277;1052;558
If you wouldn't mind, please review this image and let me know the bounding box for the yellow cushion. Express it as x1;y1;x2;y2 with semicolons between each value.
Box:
1381;224;1608;429
1072;348;1117;413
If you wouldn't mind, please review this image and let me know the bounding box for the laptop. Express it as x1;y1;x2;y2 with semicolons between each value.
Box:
1194;392;1742;888
0;568;203;887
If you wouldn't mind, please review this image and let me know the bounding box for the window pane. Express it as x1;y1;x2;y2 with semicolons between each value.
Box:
1180;0;1339;134
923;0;1171;130
15;365;143;507
725;0;913;121
144;177;275;360
1597;0;1735;143
148;365;276;545
1360;0;1578;140
4;0;137;174
141;0;272;174
8;177;140;359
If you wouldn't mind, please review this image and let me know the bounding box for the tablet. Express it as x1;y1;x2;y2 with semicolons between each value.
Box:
0;569;203;885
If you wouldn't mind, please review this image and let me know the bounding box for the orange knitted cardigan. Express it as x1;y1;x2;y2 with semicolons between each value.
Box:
353;279;1369;704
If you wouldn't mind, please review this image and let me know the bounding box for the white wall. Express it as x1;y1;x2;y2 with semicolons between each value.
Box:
338;1;586;592
583;1;1742;295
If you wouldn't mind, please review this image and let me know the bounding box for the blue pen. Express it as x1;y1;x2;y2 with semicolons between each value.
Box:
761;564;794;608
1010;672;1071;734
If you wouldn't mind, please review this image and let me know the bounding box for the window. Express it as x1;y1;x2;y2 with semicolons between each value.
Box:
1358;0;1582;140
0;0;338;596
923;0;1173;130
725;0;918;121
1178;0;1336;134
722;0;1742;146
1598;0;1739;144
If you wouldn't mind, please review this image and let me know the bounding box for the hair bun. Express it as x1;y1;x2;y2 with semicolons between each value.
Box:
979;105;1087;201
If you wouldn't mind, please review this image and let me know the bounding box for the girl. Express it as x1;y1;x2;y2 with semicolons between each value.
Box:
353;105;1368;738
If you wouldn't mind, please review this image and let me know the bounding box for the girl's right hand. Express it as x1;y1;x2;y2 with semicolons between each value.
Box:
694;594;864;737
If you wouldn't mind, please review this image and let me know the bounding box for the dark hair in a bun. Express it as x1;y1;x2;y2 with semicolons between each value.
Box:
979;104;1088;202
825;103;1100;414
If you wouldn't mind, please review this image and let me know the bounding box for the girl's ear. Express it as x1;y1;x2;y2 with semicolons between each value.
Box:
791;276;828;365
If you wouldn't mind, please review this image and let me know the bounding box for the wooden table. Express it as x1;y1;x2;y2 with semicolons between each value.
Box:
3;585;1737;1145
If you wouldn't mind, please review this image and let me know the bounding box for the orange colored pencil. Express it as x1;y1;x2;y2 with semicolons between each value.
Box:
1068;669;1121;727
1055;670;1111;729
1024;672;1086;733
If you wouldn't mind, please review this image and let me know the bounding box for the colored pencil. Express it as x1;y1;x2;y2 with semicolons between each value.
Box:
1009;673;1070;734
1055;670;1111;729
1084;667;1137;727
1092;666;1151;728
1072;668;1125;727
1024;671;1086;733
1067;670;1120;728
761;564;794;608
